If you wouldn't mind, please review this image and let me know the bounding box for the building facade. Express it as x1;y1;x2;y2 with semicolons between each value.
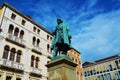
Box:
0;2;83;80
67;48;83;80
83;54;120;80
0;3;53;80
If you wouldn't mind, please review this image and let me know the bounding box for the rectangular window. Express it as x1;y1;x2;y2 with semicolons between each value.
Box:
6;76;12;80
37;29;40;34
84;72;87;77
75;59;77;63
90;70;93;75
35;61;39;68
11;13;16;20
33;27;36;32
31;59;34;67
87;71;90;76
109;64;113;71
21;19;26;26
47;35;49;40
50;37;52;41
16;78;21;80
93;70;96;75
115;61;119;69
47;44;50;52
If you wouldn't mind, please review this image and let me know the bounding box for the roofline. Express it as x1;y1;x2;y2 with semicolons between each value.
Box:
95;54;120;62
0;2;53;35
83;54;120;68
71;47;81;54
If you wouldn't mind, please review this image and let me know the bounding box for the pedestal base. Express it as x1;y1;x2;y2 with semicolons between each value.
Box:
46;57;77;80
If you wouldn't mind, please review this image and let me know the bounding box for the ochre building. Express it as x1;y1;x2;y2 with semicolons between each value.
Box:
83;54;120;80
67;48;83;80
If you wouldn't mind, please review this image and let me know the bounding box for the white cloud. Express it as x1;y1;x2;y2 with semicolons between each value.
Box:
19;0;120;62
86;0;98;9
72;9;120;62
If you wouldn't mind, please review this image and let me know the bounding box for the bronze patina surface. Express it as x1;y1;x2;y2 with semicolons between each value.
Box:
51;18;72;59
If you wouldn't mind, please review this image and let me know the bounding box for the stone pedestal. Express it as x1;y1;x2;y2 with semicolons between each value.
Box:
46;57;77;80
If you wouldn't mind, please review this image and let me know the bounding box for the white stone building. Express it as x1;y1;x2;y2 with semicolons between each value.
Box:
0;2;52;80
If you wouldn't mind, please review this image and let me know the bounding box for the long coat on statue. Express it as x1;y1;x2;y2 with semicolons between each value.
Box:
51;22;71;51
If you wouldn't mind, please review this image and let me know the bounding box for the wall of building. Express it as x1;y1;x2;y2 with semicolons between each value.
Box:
0;3;52;80
0;3;82;80
67;49;83;80
0;8;3;17
83;55;120;80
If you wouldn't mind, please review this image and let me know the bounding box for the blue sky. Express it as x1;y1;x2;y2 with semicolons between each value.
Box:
0;0;120;63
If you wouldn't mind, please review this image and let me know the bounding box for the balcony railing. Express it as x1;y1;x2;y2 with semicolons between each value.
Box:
6;33;25;47
0;59;24;71
32;45;42;54
30;67;42;75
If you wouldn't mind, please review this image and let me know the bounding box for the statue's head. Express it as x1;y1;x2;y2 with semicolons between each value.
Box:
57;18;63;24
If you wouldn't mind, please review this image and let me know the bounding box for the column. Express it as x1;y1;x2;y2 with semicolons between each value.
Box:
8;51;11;60
1;71;6;80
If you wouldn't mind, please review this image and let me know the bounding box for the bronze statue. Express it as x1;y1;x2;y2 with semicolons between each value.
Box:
51;18;72;58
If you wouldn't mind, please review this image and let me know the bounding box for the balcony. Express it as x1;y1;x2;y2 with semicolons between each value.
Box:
6;33;25;47
0;59;24;71
30;67;42;77
32;45;42;55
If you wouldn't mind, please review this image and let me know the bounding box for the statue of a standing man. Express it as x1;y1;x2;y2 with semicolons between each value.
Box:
51;18;72;58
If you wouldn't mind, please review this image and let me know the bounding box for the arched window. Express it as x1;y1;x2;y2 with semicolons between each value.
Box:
9;48;16;61
20;30;24;39
31;55;35;67
14;27;19;37
3;45;10;59
36;57;39;68
37;39;40;47
16;50;22;63
107;73;112;80
47;44;50;52
33;37;36;45
8;24;14;34
115;73;120;79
